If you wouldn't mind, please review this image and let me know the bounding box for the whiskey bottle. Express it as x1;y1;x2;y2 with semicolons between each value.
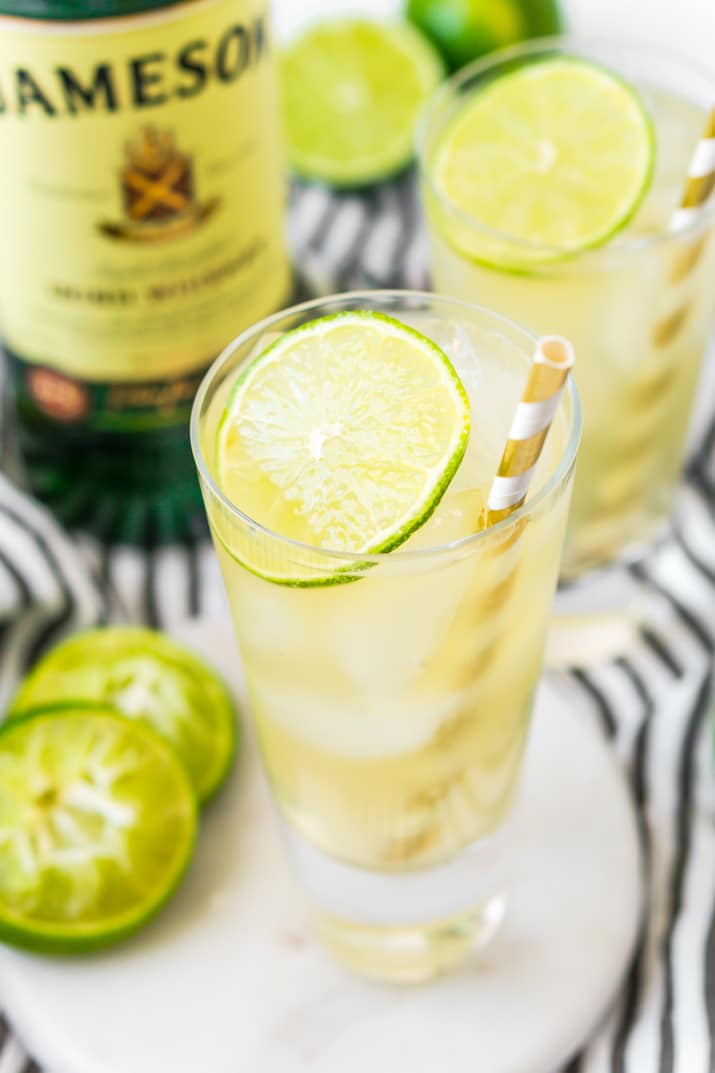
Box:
0;0;290;544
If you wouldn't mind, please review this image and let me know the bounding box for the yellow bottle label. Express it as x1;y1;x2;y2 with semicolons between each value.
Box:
0;0;290;387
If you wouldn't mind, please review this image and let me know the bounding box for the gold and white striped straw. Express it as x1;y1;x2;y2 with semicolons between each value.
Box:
668;108;715;238
411;335;576;780
654;107;715;345
486;335;575;527
590;110;715;530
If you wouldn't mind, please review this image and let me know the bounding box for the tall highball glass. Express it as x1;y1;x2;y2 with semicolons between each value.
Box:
419;40;715;631
191;291;580;981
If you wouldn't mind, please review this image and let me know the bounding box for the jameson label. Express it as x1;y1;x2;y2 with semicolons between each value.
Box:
0;0;289;406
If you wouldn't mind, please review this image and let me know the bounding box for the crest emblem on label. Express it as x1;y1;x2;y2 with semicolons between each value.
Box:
98;126;220;243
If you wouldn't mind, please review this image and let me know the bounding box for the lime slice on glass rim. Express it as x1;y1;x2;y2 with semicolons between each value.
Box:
10;627;237;806
214;311;471;586
280;19;444;187
430;56;655;267
0;705;197;954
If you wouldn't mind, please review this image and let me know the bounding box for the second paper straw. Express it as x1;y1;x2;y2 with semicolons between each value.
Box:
486;336;575;527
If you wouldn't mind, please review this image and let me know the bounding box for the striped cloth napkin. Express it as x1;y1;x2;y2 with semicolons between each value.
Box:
2;175;715;1073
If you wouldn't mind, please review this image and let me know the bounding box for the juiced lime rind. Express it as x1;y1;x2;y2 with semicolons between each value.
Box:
430;55;655;269
214;310;470;586
0;705;197;955
9;627;238;807
280;19;444;187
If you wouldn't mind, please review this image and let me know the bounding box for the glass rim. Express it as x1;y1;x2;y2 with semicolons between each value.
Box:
416;33;715;262
190;289;582;564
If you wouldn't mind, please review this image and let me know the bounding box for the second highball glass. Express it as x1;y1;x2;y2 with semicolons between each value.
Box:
419;38;715;606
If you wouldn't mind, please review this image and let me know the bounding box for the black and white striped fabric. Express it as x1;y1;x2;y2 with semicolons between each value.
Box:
2;174;715;1073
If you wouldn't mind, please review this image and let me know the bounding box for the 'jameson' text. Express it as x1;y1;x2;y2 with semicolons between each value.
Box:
0;16;266;118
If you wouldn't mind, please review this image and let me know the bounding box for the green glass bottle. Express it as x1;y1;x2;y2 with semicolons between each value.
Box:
0;0;290;544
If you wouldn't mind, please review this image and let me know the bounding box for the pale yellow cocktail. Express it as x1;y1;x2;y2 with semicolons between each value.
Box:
420;41;715;579
192;291;580;980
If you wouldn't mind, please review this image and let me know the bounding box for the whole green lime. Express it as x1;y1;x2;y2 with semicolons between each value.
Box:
406;0;563;72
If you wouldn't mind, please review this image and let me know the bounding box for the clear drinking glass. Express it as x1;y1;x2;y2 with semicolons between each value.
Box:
419;39;715;591
191;291;580;982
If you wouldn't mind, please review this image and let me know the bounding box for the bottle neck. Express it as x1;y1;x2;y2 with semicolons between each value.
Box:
0;0;190;20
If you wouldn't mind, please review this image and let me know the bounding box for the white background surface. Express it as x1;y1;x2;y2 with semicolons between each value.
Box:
0;620;641;1073
272;0;715;71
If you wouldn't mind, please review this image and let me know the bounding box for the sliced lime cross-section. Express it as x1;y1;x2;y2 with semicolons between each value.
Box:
280;19;444;186
214;311;471;584
431;56;655;266
10;628;237;806
0;705;197;954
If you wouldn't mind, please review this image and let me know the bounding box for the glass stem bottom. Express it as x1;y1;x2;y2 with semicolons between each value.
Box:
315;893;507;984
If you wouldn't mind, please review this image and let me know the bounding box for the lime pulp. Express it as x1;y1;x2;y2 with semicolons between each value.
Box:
213;311;471;585
0;705;197;954
10;627;238;806
280;19;444;186
430;56;655;267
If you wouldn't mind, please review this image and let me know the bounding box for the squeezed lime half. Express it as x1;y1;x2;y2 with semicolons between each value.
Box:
10;627;237;806
0;705;197;954
281;19;444;186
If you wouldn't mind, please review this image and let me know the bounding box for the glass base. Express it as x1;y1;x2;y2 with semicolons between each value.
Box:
315;894;506;983
282;817;512;982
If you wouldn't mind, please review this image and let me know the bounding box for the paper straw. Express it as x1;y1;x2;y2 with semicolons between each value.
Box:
653;107;715;346
415;337;575;770
593;113;715;529
667;108;715;238
486;336;575;527
405;337;575;784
